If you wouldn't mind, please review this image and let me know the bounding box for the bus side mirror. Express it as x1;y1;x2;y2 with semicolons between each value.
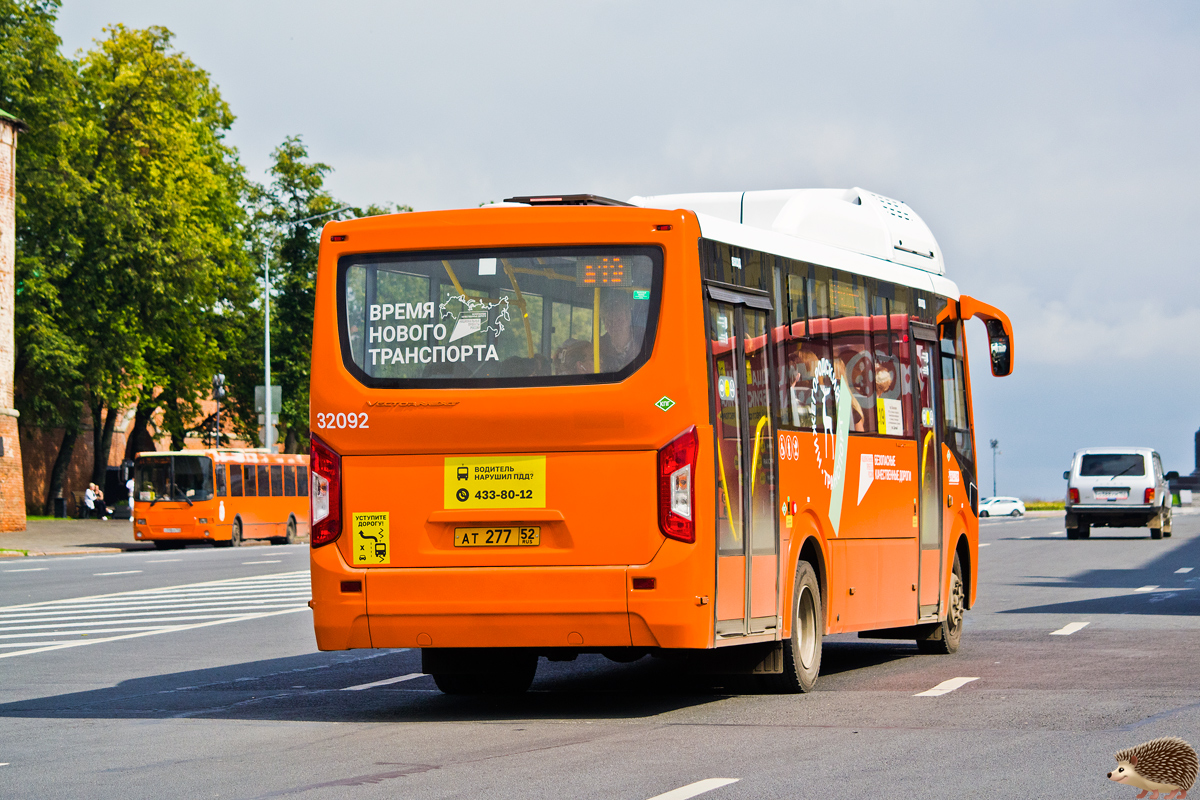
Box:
985;319;1012;377
1063;470;1070;480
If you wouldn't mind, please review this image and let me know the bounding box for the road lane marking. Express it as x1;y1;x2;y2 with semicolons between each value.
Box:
0;607;308;659
145;559;182;563
1177;568;1193;574
242;560;281;565
0;571;310;658
646;778;739;800
341;673;425;691
1134;586;1159;592
0;573;310;613
914;677;978;697
3;568;47;572
979;543;991;547
93;571;143;576
1050;622;1089;635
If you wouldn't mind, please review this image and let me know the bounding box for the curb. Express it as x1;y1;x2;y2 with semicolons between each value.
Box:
1;547;127;558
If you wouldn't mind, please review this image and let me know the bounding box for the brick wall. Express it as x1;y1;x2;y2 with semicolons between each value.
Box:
0;120;25;531
21;398;255;516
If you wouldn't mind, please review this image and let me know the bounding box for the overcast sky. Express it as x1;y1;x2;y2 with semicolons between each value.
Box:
57;1;1200;498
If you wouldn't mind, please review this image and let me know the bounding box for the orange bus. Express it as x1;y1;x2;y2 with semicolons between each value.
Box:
307;188;1014;693
133;449;311;549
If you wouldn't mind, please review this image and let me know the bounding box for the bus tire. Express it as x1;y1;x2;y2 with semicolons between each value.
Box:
764;560;822;693
431;652;537;695
230;518;243;547
917;555;964;655
282;518;299;545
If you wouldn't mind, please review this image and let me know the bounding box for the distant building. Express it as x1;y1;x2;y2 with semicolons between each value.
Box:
0;109;27;531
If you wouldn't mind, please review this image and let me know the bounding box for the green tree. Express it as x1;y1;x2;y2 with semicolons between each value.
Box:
2;0;88;511
251;136;405;453
12;22;253;510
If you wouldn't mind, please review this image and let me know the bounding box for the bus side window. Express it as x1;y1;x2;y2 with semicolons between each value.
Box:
215;465;226;497
871;285;913;438
243;465;257;497
940;321;973;462
270;465;284;497
284;466;297;497
257;465;270;498
297;466;309;497
230;465;243;497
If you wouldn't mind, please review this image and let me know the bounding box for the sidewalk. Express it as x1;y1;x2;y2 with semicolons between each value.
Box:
0;519;152;557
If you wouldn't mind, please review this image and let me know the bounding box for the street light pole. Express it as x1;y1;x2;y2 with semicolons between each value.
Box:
989;439;1000;496
262;205;352;453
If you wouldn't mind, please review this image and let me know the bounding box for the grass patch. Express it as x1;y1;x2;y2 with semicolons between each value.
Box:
0;548;29;556
1024;500;1065;511
24;515;59;521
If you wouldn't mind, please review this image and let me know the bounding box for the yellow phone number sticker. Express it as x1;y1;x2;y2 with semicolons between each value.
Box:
444;456;546;509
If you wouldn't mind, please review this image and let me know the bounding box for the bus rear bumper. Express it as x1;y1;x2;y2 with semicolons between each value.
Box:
366;566;632;649
310;540;372;650
309;542;714;651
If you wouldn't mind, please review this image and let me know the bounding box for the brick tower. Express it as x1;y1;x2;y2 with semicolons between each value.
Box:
0;110;27;531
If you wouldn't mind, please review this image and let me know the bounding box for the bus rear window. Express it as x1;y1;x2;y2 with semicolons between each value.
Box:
338;247;662;387
1080;454;1145;477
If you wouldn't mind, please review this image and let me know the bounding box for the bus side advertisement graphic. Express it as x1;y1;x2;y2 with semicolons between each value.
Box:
352;512;390;565
444;456;547;509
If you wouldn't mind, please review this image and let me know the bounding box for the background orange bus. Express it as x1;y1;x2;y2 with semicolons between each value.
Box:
306;188;1014;693
133;449;310;549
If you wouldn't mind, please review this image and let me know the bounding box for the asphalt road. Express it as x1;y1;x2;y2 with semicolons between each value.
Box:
1;514;1198;799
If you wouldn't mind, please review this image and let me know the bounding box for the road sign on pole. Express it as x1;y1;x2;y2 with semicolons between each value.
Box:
255;385;282;453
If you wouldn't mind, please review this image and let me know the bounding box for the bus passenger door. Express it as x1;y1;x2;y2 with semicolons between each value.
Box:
709;294;779;639
911;325;942;620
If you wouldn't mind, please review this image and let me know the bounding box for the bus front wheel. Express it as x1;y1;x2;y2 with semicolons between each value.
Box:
765;560;823;693
917;555;964;654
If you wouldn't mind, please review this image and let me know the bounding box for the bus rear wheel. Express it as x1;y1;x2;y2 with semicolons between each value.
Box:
917;555;964;655
763;560;823;693
229;519;243;547
431;651;537;695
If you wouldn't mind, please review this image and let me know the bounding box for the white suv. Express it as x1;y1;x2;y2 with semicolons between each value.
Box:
1064;447;1171;540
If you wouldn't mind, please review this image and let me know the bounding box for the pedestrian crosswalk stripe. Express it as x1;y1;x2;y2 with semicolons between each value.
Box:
0;571;310;659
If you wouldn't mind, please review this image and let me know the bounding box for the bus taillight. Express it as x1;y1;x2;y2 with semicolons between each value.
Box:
310;434;342;547
658;426;698;544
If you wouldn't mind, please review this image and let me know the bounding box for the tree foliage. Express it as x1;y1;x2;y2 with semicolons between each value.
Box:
250;136;404;453
10;17;254;509
4;6;408;511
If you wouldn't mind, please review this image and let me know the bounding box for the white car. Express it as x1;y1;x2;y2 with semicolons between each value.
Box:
979;496;1025;517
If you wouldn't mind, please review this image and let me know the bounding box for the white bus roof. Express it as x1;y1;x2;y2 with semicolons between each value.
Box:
629;188;960;300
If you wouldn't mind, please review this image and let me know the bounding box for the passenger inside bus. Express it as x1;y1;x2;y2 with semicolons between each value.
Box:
598;290;643;372
552;338;593;375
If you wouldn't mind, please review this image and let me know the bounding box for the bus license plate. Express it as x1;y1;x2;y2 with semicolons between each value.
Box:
163;528;182;533
454;526;540;547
